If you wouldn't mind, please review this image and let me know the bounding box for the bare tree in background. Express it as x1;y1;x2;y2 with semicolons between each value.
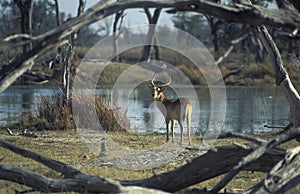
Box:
140;8;161;62
13;0;33;53
112;0;125;62
61;0;86;106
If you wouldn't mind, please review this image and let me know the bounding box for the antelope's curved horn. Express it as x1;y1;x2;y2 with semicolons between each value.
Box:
161;75;172;87
151;73;156;87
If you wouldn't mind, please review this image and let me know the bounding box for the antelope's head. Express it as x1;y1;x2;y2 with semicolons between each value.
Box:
150;74;171;101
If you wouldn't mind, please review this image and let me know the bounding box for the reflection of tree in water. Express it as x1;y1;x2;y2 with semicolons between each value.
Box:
235;89;252;133
22;91;33;111
197;87;210;134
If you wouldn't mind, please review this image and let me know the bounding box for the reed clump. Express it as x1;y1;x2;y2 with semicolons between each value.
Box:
15;94;129;132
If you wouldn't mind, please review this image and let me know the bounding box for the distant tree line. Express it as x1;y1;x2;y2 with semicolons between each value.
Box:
0;0;103;47
1;0;299;63
171;0;300;63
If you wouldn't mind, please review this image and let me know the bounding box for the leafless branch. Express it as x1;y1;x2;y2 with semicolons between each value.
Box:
3;34;38;42
209;128;300;193
215;33;250;65
216;132;266;144
2;0;300;92
247;146;300;193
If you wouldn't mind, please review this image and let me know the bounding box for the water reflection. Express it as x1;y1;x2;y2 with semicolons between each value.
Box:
0;86;290;134
0;87;59;124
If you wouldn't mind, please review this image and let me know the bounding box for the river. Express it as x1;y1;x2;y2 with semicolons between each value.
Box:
0;86;290;134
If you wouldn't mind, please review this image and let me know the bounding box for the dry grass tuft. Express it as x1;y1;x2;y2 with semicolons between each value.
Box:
9;94;130;132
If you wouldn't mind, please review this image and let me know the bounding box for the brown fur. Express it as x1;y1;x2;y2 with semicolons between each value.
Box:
152;86;192;145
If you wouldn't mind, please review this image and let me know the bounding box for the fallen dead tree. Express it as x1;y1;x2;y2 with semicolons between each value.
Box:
1;129;300;193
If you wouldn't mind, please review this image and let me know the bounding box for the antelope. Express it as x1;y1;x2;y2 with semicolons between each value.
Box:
150;74;192;145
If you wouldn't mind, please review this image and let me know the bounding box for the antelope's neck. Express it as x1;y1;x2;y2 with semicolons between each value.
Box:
158;93;166;103
161;95;172;104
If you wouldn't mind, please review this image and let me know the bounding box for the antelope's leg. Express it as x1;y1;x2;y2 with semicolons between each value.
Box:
187;106;192;145
171;120;175;143
166;121;169;142
187;118;191;145
179;120;184;145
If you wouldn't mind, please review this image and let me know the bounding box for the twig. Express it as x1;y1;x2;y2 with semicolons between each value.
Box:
199;132;266;145
3;34;39;42
264;124;287;129
6;128;38;138
264;123;294;134
6;128;17;136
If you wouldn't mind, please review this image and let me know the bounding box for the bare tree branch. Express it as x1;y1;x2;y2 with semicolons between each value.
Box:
209;128;300;193
0;164;135;193
216;132;266;145
2;0;300;92
0;140;80;176
215;32;250;65
247;146;300;193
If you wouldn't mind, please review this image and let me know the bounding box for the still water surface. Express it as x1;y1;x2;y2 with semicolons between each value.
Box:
0;86;290;134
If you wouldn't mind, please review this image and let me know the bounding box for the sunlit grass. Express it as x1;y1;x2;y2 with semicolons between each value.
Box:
0;130;299;193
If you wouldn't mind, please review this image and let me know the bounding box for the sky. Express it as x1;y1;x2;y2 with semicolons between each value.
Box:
58;0;173;32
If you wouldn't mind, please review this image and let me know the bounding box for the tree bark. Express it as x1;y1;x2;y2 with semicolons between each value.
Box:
258;25;300;129
62;0;86;106
247;146;300;194
209;128;300;193
112;9;125;62
14;0;33;53
54;0;60;26
140;8;161;62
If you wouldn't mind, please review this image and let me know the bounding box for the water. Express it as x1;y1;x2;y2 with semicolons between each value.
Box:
0;87;61;124
0;86;290;134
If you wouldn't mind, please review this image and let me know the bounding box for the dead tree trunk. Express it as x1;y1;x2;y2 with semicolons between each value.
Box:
14;0;33;53
257;25;300;130
62;0;86;106
205;14;221;54
140;8;161;62
53;0;62;63
112;9;125;62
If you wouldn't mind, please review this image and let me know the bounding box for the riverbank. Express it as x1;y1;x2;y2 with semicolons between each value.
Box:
13;54;300;87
